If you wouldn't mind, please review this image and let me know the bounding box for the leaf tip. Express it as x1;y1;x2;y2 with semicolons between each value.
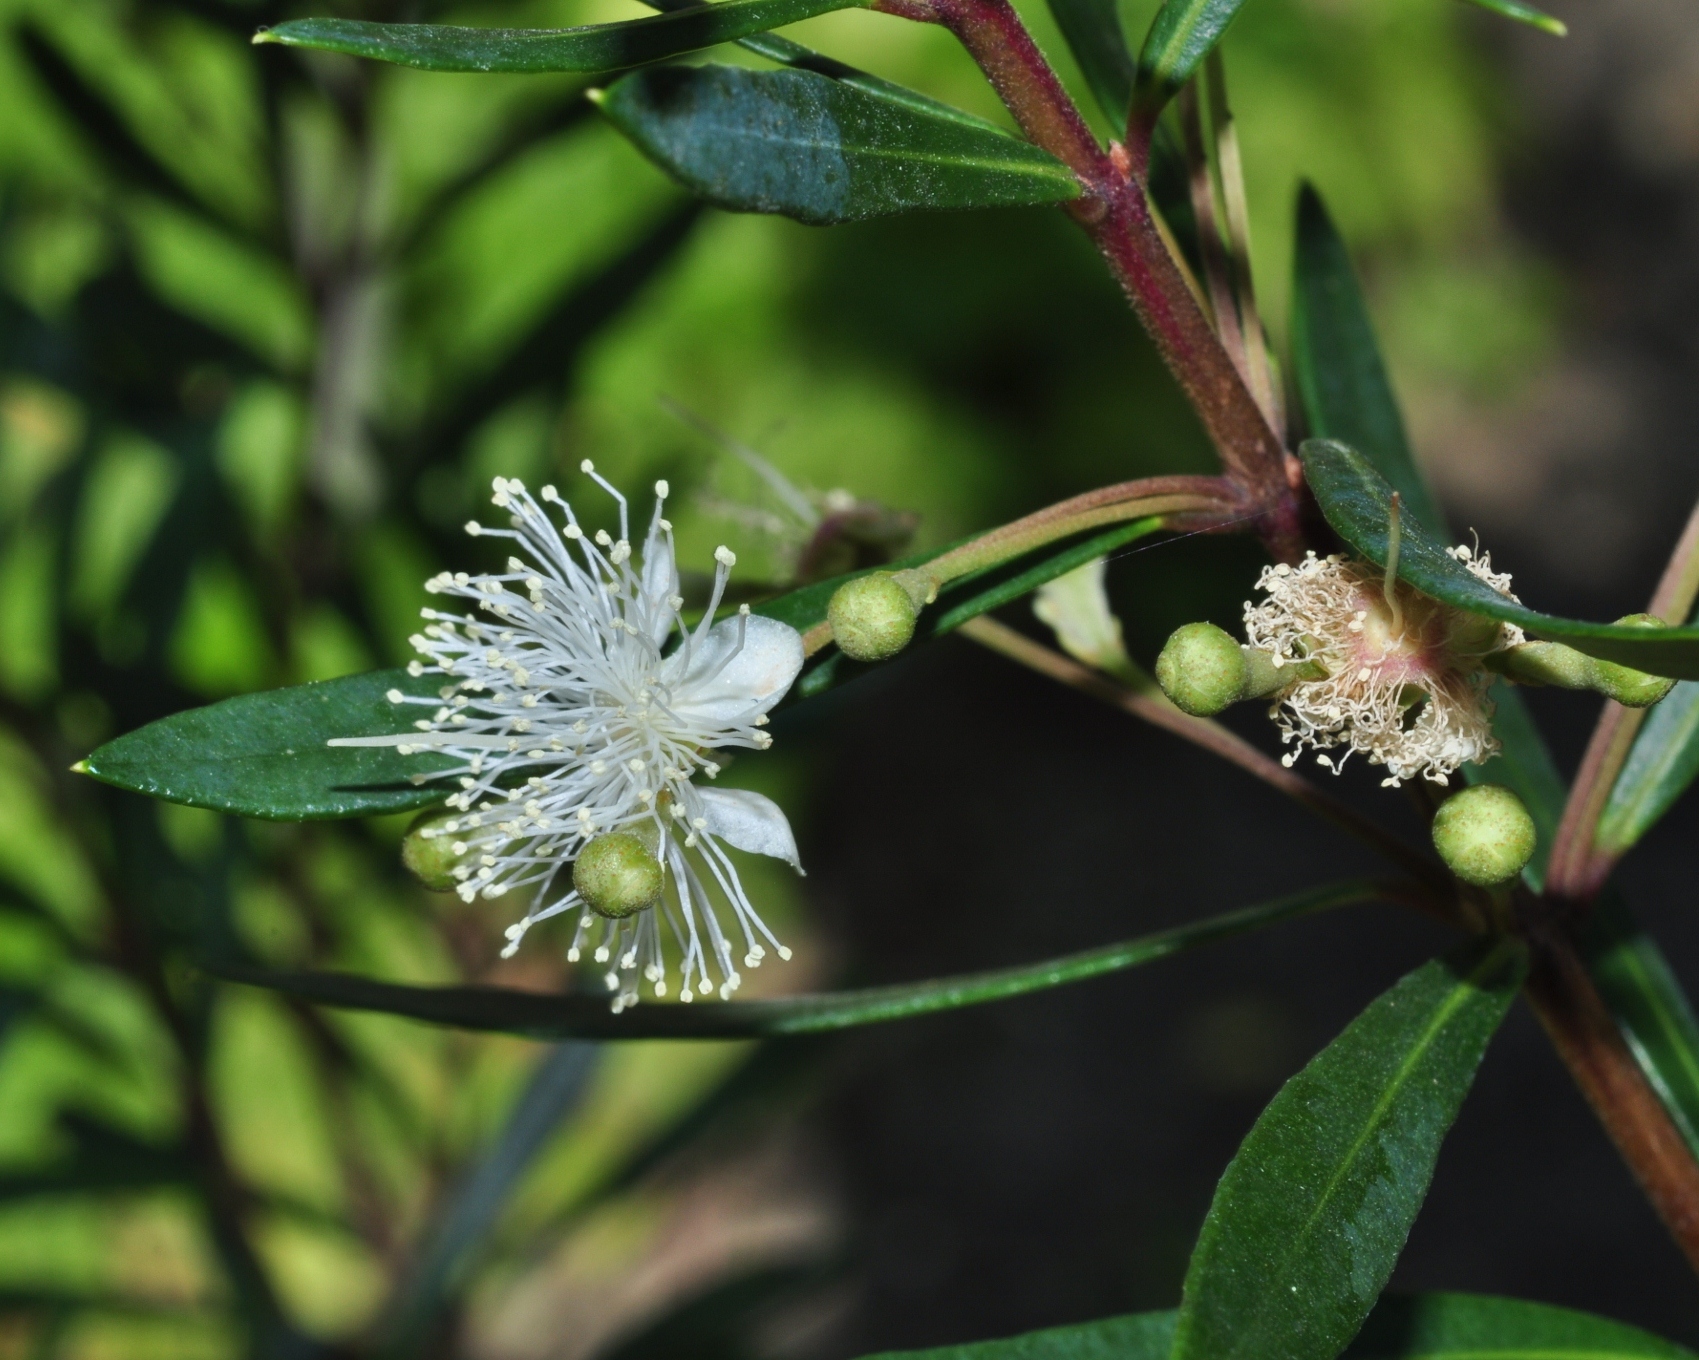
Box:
251;25;275;45
68;759;88;776
584;86;607;106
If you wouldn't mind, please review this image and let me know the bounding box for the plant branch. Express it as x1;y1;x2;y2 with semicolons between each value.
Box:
959;615;1455;902
1547;491;1699;902
1523;918;1699;1274
897;0;1298;553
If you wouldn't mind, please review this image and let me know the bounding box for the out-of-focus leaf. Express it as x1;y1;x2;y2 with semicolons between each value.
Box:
212;881;1378;1038
255;0;873;74
852;1294;1697;1360
377;1044;598;1353
1045;0;1137;125
1131;0;1247;124
1595;680;1699;857
1344;1292;1695;1357
1291;185;1443;535
79;668;454;819
1301;439;1699;678
1581;893;1699;1163
1172;938;1525;1360
0;1114;191;1200
599;66;1079;226
1458;0;1566;36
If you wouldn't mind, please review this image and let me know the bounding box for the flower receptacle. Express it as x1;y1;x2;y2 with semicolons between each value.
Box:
574;833;665;919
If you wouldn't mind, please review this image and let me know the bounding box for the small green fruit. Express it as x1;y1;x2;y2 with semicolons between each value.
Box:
1431;785;1536;887
828;573;919;662
1156;622;1248;717
1590;614;1676;709
401;809;467;892
573;833;665;919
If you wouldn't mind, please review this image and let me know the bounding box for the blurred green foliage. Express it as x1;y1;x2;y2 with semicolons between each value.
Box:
0;0;1546;1347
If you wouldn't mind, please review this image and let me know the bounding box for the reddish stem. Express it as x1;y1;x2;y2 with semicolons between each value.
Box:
901;0;1300;557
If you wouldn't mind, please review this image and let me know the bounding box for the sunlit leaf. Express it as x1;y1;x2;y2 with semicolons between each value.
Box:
1171;938;1525;1360
1301;439;1699;679
1458;0;1566;36
255;0;872;74
599;65;1079;226
211;881;1379;1038
79;667;454;819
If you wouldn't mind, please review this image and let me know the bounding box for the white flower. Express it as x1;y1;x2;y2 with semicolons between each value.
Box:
330;468;805;1010
1243;546;1525;788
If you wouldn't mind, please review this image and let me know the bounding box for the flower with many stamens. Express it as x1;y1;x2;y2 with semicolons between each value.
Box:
1242;546;1524;787
331;468;805;1011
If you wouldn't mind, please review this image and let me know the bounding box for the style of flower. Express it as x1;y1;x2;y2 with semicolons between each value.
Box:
1242;545;1525;787
330;468;805;1010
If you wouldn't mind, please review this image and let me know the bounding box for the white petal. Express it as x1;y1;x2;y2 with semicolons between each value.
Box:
667;615;803;725
1032;557;1130;674
697;787;802;872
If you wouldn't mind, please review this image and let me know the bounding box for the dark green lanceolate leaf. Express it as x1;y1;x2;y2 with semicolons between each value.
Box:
1581;894;1699;1163
854;1295;1694;1360
599;65;1079;226
1171;938;1525;1360
1044;0;1137;125
254;0;870;74
1131;0;1246;124
1301;439;1699;679
1291;186;1444;536
1344;1292;1696;1358
1458;0;1566;36
861;1311;1175;1360
79;668;454;819
212;881;1376;1039
1596;679;1699;857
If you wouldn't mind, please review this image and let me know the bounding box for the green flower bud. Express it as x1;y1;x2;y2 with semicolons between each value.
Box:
828;572;919;662
1589;614;1676;709
1156;622;1249;717
573;832;665;919
401;808;468;892
1431;784;1536;887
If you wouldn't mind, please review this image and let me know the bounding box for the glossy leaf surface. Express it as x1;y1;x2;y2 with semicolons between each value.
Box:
1459;0;1566;35
599;65;1079;225
1132;0;1247;121
854;1294;1696;1360
80;669;453;819
1301;439;1699;678
1581;894;1699;1162
254;0;868;73
1595;679;1699;857
1172;939;1525;1360
212;881;1377;1039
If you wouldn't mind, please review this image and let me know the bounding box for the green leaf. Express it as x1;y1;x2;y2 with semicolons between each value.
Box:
1044;0;1137;125
1172;938;1526;1360
79;668;454;820
254;0;871;74
210;881;1378;1039
1595;679;1699;857
860;1311;1176;1360
598;65;1079;226
1300;439;1699;679
1291;185;1444;537
1131;0;1247;123
1580;893;1699;1164
1457;0;1566;36
1344;1292;1695;1358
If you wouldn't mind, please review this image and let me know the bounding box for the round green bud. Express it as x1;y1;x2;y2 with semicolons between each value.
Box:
1431;785;1536;888
828;573;919;663
1589;614;1676;709
573;833;665;919
401;809;468;892
1156;622;1249;717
